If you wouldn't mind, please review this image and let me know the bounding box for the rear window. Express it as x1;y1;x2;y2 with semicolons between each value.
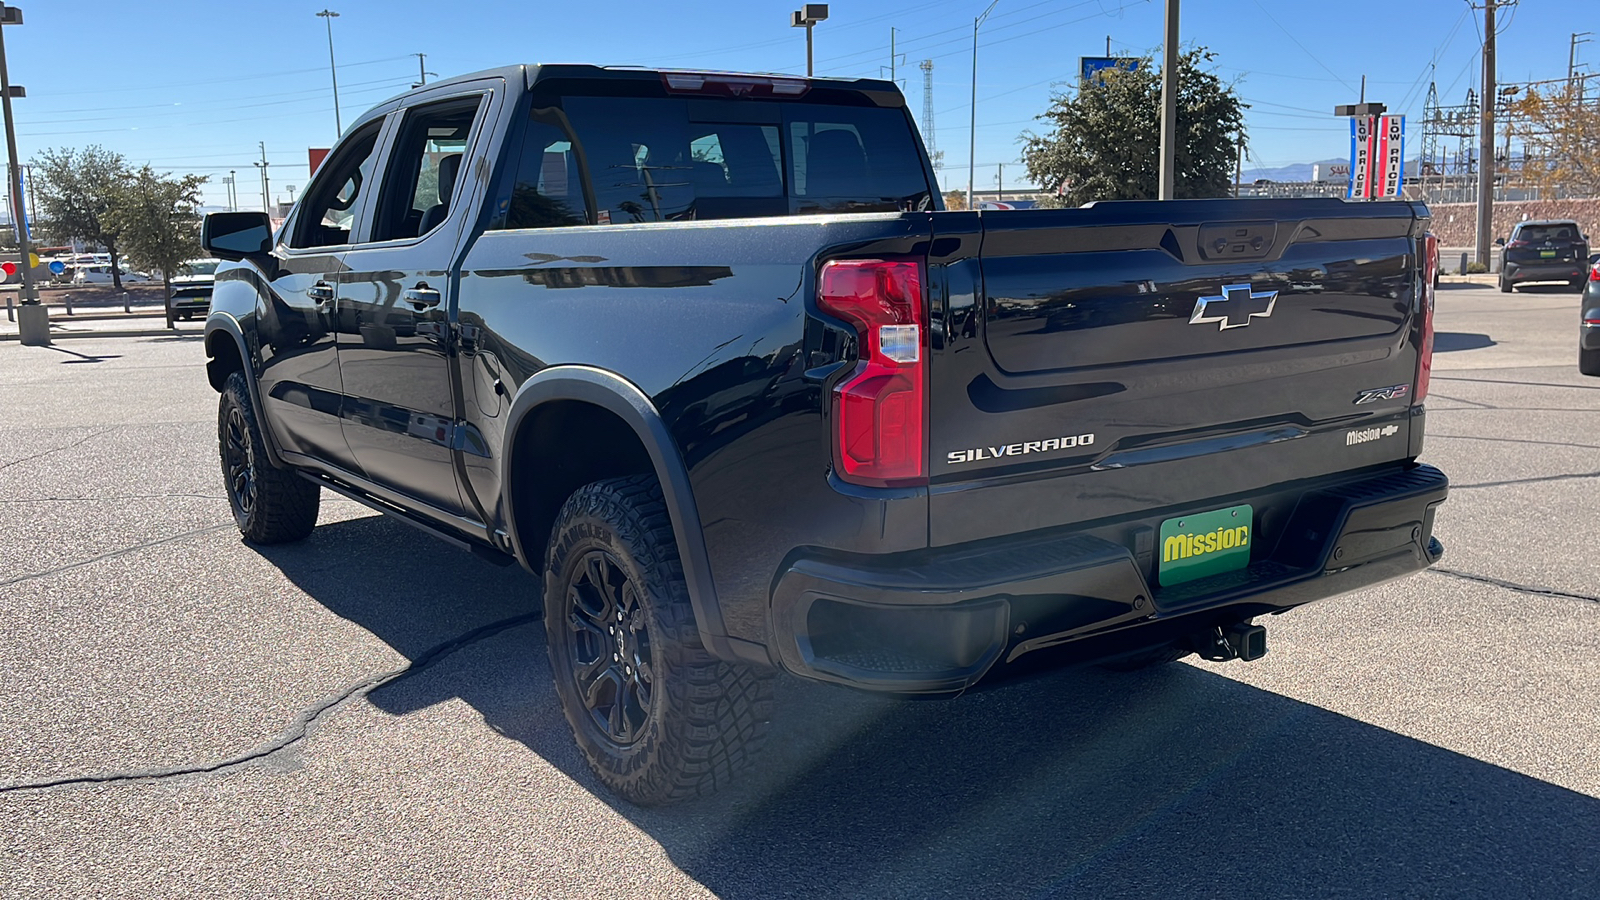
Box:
492;94;932;229
1515;223;1583;243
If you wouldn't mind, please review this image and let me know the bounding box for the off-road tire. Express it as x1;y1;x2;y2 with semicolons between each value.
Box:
1099;643;1193;672
1581;346;1600;377
544;474;773;806
218;371;320;544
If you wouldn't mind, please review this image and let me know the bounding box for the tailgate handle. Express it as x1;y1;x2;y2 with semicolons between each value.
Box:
1198;221;1278;261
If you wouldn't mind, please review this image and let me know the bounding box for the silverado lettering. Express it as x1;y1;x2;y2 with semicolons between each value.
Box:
946;433;1095;465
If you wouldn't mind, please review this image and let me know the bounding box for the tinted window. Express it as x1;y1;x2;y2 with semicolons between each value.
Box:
1515;223;1582;243
291;122;383;249
557;96;931;223
370;97;484;242
496;117;590;230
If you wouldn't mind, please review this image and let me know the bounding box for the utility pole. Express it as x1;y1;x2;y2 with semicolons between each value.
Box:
1570;33;1591;87
1234;134;1244;198
969;0;1000;211
1157;0;1180;200
227;169;237;211
411;52;435;89
1475;0;1496;267
996;162;1003;200
255;143;271;215
317;10;342;136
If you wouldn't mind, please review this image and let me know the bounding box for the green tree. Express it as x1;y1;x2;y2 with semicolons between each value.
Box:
105;165;206;302
1021;48;1247;207
30;145;133;290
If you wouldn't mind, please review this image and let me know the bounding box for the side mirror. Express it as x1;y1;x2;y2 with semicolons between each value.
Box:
1494;237;1506;246
202;211;273;261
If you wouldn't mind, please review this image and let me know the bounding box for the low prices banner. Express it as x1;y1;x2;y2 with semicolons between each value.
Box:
1349;117;1375;199
1372;115;1405;198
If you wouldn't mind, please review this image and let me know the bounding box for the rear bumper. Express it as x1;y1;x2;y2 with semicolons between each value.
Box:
770;464;1448;693
1505;261;1585;283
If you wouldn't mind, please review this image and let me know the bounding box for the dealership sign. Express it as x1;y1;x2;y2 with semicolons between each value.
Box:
1349;115;1404;199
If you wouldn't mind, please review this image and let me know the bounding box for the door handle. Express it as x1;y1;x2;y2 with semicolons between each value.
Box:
404;285;442;311
307;282;334;304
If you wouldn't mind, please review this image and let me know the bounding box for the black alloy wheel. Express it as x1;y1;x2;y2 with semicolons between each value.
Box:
223;404;257;521
565;550;655;746
217;371;320;543
544;475;772;806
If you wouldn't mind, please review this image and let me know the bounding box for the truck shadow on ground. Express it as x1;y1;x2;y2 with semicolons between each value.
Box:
258;514;1600;899
1433;331;1497;352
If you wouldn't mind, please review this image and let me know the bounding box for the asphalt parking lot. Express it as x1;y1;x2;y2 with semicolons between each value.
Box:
1;283;1597;899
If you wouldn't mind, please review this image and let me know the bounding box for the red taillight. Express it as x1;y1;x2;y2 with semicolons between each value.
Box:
1417;233;1438;402
818;259;926;487
1589;263;1600;282
1507;240;1531;249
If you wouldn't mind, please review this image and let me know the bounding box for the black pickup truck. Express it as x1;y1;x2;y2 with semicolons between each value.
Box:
200;64;1447;805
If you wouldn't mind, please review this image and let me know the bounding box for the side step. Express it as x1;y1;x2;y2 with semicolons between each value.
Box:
298;472;517;568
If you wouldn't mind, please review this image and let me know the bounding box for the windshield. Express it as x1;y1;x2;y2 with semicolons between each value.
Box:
178;261;219;276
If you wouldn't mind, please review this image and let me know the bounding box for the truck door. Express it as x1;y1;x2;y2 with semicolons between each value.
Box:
333;82;503;521
254;119;386;473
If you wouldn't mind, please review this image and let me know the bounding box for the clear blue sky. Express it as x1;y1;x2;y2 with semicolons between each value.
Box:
3;0;1589;209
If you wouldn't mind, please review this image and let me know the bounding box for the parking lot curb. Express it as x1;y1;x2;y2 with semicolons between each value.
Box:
0;327;199;341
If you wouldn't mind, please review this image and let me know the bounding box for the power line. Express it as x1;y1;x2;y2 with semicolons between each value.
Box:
1247;0;1357;92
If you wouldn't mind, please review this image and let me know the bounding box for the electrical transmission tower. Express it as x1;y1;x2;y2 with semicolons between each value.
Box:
920;59;937;166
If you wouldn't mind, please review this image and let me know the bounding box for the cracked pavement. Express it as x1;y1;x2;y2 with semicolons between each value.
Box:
1;286;1598;898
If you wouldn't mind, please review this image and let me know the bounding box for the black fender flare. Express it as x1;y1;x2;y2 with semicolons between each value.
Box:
203;312;289;470
502;366;757;664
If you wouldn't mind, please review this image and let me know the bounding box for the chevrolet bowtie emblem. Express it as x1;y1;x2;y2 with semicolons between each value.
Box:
1190;284;1280;330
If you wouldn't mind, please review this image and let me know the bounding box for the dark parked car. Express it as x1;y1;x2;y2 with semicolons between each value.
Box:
1497;220;1590;292
198;64;1448;806
1581;261;1600;375
166;258;219;327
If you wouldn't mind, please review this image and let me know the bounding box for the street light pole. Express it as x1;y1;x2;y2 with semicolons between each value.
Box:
317;9;342;136
790;5;829;77
1157;0;1180;200
968;0;999;211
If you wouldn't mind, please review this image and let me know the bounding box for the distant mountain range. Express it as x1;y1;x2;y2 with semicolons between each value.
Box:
1241;158;1347;183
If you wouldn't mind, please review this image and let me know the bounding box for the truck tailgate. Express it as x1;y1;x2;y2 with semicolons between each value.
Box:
928;198;1429;546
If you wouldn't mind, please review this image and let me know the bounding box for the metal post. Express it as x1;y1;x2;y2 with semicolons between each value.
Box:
1475;0;1496;266
0;4;45;345
1157;0;1180;200
415;52;428;87
805;23;814;77
0;10;35;306
968;0;999;212
317;10;342;136
256;143;270;214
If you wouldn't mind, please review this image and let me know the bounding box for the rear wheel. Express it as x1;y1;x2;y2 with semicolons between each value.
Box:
1581;346;1600;377
544;474;772;806
218;371;320;543
1499;274;1513;293
1571;280;1586;293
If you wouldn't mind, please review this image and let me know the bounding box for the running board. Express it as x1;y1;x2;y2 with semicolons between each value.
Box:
298;471;517;568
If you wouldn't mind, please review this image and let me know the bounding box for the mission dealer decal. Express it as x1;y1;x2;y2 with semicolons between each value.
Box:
1346;424;1400;446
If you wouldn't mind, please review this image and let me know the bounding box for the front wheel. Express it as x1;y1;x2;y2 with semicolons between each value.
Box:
544;474;772;806
218;371;320;543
